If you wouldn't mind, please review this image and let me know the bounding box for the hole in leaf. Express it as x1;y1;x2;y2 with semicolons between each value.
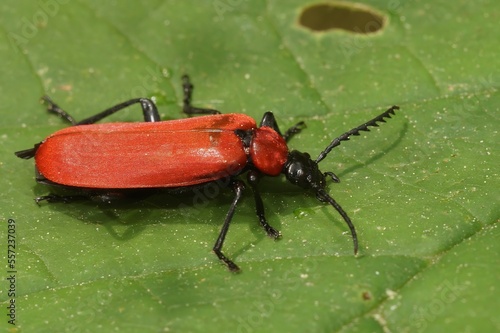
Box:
299;2;385;34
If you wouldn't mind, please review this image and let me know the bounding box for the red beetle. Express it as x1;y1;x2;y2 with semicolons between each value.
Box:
15;75;399;272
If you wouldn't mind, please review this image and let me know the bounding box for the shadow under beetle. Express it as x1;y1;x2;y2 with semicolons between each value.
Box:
15;75;399;272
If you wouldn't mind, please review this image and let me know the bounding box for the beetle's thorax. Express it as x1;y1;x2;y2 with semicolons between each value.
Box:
236;126;289;177
282;150;326;190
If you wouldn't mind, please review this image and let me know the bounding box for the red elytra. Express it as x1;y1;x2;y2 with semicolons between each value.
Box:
35;113;288;189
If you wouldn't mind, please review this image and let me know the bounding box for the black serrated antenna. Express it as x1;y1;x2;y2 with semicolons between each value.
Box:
315;106;399;163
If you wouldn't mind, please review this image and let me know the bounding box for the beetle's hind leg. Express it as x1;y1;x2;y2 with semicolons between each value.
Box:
41;96;161;125
182;75;221;115
35;193;89;205
42;96;78;125
35;190;133;205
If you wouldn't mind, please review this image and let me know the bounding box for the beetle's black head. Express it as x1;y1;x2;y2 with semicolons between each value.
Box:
283;150;327;191
280;106;399;256
283;150;358;254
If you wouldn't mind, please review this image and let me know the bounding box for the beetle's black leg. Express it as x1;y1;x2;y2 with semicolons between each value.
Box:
76;98;160;124
42;96;78;125
35;190;135;206
247;170;281;239
41;96;161;125
35;194;89;205
213;179;245;272
283;121;306;142
259;111;305;142
259;112;283;135
182;75;220;115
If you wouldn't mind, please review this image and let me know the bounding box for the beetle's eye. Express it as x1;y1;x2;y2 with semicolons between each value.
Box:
289;163;304;183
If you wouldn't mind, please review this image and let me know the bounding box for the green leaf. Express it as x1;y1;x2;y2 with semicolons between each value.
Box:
1;1;498;332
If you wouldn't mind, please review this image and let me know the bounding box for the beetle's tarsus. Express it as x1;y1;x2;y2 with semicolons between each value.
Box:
182;74;220;115
41;95;78;125
265;226;281;239
283;121;306;142
214;249;241;273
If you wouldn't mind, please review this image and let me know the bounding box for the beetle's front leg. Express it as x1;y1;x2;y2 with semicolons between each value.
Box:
247;170;281;239
282;121;306;142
